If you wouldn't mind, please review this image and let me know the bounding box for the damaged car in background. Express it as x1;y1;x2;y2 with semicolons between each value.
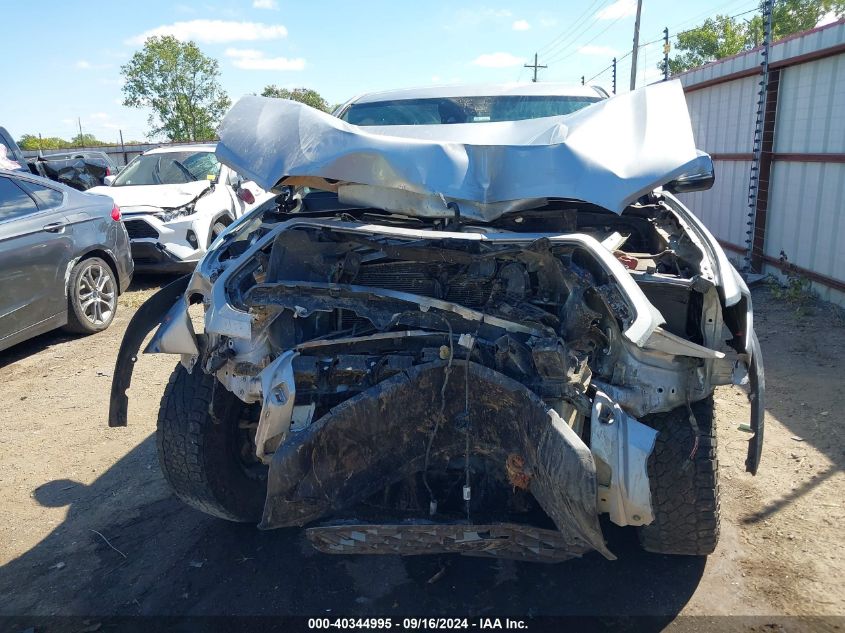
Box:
110;81;764;563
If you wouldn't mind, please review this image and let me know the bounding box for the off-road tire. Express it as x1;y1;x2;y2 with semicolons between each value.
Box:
156;363;266;522
64;257;117;334
637;396;720;555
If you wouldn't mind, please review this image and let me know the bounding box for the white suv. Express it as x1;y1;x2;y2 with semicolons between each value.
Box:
89;144;272;273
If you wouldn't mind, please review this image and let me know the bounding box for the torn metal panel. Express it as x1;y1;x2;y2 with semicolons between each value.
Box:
260;361;614;560
144;296;199;356
216;81;701;219
590;391;658;527
255;350;298;463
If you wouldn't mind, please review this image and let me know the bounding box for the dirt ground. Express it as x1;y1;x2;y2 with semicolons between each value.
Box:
0;278;843;626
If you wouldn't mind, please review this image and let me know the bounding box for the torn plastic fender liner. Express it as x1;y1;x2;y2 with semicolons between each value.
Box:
260;360;615;561
108;274;191;427
745;330;765;475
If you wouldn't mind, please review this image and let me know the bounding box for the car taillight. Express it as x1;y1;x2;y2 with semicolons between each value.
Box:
111;204;121;221
106;167;112;176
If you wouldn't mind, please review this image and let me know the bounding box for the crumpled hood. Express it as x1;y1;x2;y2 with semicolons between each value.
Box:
216;80;703;220
88;180;211;212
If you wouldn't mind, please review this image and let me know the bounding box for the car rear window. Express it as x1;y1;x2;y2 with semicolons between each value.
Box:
0;177;38;222
341;95;601;126
17;179;64;209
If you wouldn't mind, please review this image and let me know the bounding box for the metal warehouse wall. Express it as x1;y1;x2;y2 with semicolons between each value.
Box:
677;19;845;306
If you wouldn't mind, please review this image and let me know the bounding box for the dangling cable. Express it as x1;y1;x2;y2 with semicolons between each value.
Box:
422;315;454;515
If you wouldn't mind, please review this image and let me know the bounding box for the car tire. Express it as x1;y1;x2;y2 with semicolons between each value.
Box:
210;219;229;245
156;363;267;522
64;257;118;334
637;396;720;556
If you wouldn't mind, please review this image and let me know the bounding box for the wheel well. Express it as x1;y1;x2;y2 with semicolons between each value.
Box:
78;249;123;295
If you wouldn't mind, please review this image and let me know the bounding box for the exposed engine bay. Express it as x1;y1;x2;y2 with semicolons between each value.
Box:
111;189;762;561
109;83;763;562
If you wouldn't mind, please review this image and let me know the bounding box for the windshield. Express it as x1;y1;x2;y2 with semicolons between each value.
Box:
340;95;601;126
112;150;221;186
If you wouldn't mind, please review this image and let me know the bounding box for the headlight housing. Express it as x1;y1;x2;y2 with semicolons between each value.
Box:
158;202;196;223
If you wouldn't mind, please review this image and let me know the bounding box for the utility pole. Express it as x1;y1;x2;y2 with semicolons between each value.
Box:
581;75;585;86
77;117;83;146
119;129;127;167
524;53;547;83
663;27;670;81
612;57;617;94
629;0;643;90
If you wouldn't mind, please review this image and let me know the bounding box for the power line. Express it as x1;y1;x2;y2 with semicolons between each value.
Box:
536;0;609;57
585;49;631;83
546;12;629;65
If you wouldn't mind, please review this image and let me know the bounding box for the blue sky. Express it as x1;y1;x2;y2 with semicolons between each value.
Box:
0;0;762;143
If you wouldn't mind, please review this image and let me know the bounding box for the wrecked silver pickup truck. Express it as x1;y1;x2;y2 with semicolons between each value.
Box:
110;81;763;563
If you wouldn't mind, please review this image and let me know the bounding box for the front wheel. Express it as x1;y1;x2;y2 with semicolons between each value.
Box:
637;396;720;555
209;219;229;246
64;257;117;334
156;364;267;522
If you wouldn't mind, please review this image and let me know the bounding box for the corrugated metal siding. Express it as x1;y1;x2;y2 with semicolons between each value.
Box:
771;20;845;64
678;19;845;305
764;161;845;301
679;159;751;249
685;75;759;153
775;54;845;152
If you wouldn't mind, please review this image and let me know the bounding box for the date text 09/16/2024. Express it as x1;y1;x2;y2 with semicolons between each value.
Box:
307;618;528;630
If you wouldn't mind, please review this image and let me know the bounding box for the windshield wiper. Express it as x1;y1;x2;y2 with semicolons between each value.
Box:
152;157;162;185
171;160;198;182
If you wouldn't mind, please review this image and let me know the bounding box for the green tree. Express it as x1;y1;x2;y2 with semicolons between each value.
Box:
71;133;106;147
747;0;844;46
666;0;844;74
17;135;73;150
668;15;748;75
121;35;231;141
261;86;330;112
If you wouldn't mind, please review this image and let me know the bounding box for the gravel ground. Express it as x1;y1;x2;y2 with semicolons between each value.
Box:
0;279;843;627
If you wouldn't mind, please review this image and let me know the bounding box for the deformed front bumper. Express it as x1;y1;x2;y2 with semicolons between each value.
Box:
260;360;616;561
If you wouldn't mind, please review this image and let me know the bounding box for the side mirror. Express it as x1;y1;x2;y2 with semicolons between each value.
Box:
663;152;715;194
237;185;256;205
103;175;115;186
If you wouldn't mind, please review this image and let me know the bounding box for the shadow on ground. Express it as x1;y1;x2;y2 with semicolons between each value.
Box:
0;433;705;624
740;287;845;523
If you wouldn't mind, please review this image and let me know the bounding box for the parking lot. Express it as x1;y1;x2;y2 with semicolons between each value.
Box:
0;278;842;622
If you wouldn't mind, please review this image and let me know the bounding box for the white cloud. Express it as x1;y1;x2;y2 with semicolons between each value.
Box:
472;52;525;68
75;60;111;70
447;8;512;29
252;0;279;9
595;0;637;20
512;19;530;31
126;20;287;45
225;47;305;70
539;17;558;28
579;45;618;56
